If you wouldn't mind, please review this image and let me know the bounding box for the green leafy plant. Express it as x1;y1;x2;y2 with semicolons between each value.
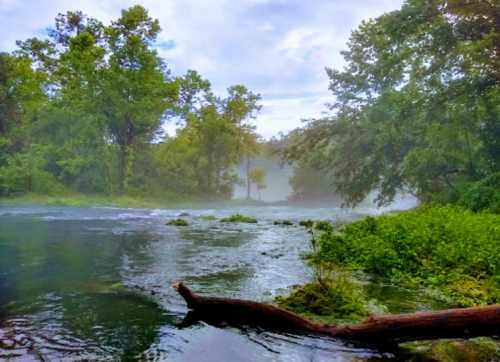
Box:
313;205;500;306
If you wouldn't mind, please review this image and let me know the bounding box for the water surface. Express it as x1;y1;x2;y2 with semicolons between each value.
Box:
0;205;421;361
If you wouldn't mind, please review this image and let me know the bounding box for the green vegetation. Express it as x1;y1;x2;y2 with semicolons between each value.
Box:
313;221;333;233
299;220;314;228
275;277;369;324
456;172;500;213
281;1;500;206
273;219;293;226
248;167;266;200
220;214;257;223
200;215;217;221
312;206;500;306
0;6;262;203
166;218;189;226
0;192;191;208
400;338;500;362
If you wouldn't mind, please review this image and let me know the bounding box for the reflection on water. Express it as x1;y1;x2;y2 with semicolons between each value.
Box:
0;205;409;361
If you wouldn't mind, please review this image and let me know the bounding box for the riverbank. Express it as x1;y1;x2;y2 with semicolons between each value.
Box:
0;192;284;209
276;205;500;360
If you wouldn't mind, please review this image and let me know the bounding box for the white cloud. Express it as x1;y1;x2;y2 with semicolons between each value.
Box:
0;0;404;138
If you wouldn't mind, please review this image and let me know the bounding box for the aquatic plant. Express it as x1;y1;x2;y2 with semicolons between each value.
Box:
274;220;294;226
200;215;217;221
220;214;257;223
275;276;369;324
167;218;189;226
314;220;333;232
299;220;314;228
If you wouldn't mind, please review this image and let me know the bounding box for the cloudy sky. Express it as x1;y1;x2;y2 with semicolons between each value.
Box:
0;0;403;138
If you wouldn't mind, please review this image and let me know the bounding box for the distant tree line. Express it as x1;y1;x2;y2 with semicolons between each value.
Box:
0;6;262;200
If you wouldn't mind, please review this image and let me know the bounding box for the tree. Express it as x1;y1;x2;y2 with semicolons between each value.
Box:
222;85;262;199
248;167;266;200
15;6;178;193
100;5;177;192
285;0;500;206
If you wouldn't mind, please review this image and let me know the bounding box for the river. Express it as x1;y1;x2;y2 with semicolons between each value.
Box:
0;205;430;361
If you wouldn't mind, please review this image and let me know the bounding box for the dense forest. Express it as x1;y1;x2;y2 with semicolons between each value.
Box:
1;0;499;210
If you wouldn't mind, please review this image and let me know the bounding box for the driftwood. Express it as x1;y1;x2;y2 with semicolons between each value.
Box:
173;282;500;346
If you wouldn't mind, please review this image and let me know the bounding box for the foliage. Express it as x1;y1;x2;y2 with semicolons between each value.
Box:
299;219;314;228
0;7;261;202
248;166;266;200
219;214;257;223
314;221;333;233
275;277;369;324
166;218;189;226
282;0;500;206
313;205;500;306
456;172;500;213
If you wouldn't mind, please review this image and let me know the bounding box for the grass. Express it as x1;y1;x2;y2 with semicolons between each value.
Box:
0;192;194;209
219;214;258;223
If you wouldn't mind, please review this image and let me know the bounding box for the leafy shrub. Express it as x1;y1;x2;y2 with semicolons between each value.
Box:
220;214;257;223
314;205;500;306
314;220;333;232
457;172;500;213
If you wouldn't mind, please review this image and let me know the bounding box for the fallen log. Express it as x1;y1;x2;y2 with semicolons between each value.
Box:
173;282;500;346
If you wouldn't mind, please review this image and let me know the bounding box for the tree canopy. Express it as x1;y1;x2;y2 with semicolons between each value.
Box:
283;0;500;205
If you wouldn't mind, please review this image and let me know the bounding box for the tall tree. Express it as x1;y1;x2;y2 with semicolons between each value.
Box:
285;0;500;205
101;5;177;191
222;85;261;199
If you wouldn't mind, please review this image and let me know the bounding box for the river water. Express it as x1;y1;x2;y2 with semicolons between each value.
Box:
0;205;430;361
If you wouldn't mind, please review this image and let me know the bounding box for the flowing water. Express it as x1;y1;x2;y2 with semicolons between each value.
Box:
0;205;438;361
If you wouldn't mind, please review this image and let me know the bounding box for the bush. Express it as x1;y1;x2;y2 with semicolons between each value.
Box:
314;205;500;306
457;173;500;213
220;214;257;223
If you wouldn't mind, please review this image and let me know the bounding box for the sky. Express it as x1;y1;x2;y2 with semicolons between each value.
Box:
0;0;403;138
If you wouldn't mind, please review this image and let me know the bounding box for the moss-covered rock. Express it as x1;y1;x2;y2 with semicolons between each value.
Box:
220;214;257;223
166;218;189;226
299;219;314;228
399;338;500;362
200;215;217;221
275;278;369;324
274;219;294;226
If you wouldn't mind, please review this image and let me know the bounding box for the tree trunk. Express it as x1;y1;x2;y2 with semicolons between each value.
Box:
118;144;128;193
246;156;251;200
173;282;500;346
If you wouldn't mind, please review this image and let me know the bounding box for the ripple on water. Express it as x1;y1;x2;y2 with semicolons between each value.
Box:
0;205;402;361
